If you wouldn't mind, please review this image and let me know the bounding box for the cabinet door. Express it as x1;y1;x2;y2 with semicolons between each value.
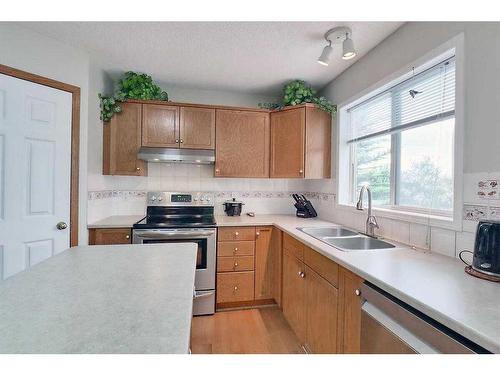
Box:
270;107;305;178
215;110;270;177
142;104;179;147
338;267;364;353
282;249;306;343
179;106;215;149
103;102;147;176
305;106;332;178
255;227;280;301
305;266;339;353
89;228;131;245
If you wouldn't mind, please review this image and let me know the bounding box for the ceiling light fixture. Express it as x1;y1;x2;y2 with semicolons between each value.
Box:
317;26;356;66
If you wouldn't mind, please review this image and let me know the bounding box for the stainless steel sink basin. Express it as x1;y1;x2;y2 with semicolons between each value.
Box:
298;226;358;238
324;236;395;251
296;226;396;251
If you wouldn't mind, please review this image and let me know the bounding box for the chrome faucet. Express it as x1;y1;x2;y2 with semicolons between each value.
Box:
356;185;379;237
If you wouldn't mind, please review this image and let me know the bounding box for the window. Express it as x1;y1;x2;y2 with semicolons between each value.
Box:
346;56;456;215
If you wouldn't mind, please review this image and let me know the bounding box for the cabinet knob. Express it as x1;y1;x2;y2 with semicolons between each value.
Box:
215;168;220;174
136;167;141;171
234;262;238;267
235;231;239;236
298;271;305;278
233;247;238;254
125;235;130;239
175;139;179;143
234;286;238;291
256;231;260;237
299;169;304;174
180;139;184;144
355;289;361;296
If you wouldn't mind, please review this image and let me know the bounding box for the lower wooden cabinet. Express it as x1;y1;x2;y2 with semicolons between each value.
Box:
305;265;338;353
338;267;364;353
88;228;132;245
217;271;255;303
281;240;363;354
282;249;307;343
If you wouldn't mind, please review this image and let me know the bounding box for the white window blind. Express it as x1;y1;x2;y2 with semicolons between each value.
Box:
347;56;455;143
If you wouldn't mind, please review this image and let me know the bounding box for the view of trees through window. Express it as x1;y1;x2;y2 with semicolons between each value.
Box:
353;118;454;211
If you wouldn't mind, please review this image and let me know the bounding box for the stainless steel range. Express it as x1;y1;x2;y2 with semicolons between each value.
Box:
132;191;216;315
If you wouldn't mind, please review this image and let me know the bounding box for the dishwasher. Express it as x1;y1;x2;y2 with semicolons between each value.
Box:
360;282;489;354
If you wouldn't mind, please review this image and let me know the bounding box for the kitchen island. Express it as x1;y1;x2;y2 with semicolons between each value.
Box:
0;244;197;354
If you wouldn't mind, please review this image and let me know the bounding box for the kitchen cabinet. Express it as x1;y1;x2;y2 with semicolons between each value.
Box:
215;109;270;178
282;249;307;343
179;106;216;149
255;227;281;301
102;102;147;176
270;104;331;179
305;265;338;353
338;267;364;353
216;271;255;303
88;228;132;245
142;104;179;148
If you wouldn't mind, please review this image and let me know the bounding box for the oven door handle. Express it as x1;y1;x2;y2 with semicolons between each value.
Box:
193;290;215;299
135;231;214;239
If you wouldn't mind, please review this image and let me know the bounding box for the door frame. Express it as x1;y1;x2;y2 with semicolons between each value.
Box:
0;64;81;247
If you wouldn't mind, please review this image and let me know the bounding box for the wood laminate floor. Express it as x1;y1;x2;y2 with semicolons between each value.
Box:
190;306;304;354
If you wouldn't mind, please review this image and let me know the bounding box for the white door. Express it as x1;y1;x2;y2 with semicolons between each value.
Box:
0;73;72;279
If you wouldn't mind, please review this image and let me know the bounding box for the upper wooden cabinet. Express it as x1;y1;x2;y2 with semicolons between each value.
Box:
102;102;147;176
179;106;216;149
215;109;270;178
270;105;331;179
142;104;179;148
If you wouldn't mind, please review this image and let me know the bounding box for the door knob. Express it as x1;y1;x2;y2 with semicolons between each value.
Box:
56;222;68;230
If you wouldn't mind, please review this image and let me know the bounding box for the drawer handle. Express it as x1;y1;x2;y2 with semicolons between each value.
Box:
125;235;130;239
235;232;239;236
355;289;361;296
298;271;305;278
234;286;238;291
233;247;238;254
256;231;260;237
234;262;238;267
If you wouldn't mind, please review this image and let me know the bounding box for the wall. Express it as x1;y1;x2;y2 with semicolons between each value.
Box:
312;22;500;258
0;23;90;245
86;75;309;223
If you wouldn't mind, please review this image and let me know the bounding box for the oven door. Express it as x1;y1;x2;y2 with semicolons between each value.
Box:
132;228;216;290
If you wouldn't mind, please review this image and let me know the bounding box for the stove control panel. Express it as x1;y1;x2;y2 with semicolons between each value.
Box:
147;191;214;206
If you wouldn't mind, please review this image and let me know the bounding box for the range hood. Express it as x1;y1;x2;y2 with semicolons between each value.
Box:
137;147;215;165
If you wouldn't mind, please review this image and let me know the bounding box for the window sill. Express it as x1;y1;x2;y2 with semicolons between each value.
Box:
336;203;462;231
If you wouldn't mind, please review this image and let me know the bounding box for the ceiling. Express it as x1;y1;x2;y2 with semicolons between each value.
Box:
21;22;403;96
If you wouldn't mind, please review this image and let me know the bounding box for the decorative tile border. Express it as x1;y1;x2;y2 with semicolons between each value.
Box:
463;204;488;221
88;190;336;202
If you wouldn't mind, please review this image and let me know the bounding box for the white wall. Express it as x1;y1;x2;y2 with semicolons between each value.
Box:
312;22;500;258
0;23;90;245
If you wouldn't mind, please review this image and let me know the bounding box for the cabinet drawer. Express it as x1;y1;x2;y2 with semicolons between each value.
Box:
217;241;255;257
217;271;255;303
217;256;254;272
89;228;131;245
283;233;304;260
218;227;256;241
304;246;339;287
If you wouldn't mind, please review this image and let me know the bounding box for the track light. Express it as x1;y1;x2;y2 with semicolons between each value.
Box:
317;26;356;66
317;42;333;66
342;33;356;60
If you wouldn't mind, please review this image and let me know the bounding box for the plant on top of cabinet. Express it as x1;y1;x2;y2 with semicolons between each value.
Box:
99;71;169;122
258;80;337;115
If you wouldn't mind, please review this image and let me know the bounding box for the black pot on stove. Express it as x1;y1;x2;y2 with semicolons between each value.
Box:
223;198;244;216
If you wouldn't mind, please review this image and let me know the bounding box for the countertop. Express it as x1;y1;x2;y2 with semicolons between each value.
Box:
88;214;500;353
0;244;197;354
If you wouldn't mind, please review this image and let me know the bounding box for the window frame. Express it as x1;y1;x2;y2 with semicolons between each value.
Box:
336;34;464;231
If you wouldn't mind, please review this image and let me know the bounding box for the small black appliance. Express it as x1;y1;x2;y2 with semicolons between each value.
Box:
459;220;500;278
292;194;317;219
223;198;244;216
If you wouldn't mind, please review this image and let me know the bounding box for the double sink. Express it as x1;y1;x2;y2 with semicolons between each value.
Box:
297;226;395;252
